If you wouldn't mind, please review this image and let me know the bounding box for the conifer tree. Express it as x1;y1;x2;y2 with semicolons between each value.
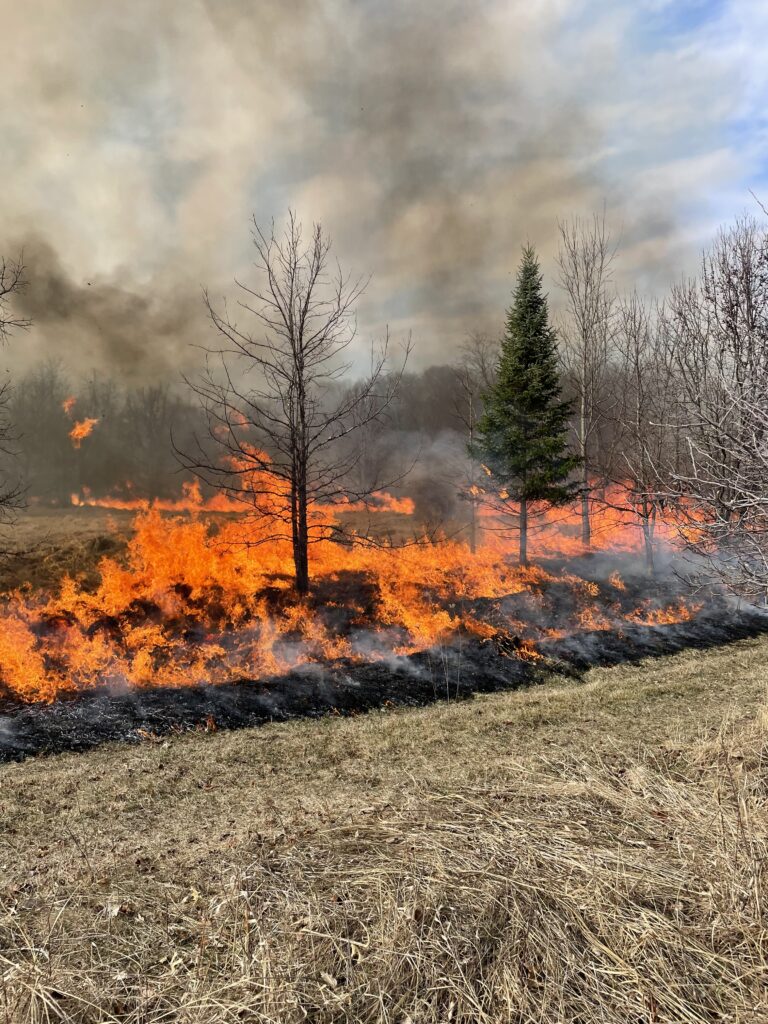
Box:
475;244;579;564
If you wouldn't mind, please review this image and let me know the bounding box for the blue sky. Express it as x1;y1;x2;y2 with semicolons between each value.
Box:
0;0;765;377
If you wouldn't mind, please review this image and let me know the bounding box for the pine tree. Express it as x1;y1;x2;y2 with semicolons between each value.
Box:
475;244;580;564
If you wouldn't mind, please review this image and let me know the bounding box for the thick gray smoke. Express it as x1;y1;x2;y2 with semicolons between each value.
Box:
0;0;750;381
10;238;206;381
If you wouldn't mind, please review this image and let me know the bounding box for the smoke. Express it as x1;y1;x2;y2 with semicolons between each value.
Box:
0;1;753;381
10;237;206;381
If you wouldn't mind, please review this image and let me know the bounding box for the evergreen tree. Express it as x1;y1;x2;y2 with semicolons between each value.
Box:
475;244;580;564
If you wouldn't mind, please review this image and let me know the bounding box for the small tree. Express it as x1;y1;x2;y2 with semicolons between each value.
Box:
556;212;616;547
181;212;408;596
606;294;680;575
454;334;499;553
0;254;31;519
475;245;579;564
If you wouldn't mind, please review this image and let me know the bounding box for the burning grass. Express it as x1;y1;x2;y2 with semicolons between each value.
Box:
0;502;705;707
1;637;767;1022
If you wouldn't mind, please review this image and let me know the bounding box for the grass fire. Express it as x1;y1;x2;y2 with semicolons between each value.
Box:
2;4;768;1021
0;483;706;710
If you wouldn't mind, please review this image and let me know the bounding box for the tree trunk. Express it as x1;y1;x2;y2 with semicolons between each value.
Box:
294;458;310;596
519;497;528;566
580;393;591;548
294;530;309;596
580;483;590;548
467;395;477;554
641;500;656;577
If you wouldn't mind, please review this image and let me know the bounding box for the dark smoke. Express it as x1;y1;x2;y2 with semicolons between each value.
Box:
0;1;713;379
11;238;206;382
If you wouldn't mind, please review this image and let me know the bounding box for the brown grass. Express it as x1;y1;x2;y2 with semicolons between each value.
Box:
1;637;767;1022
0;509;134;591
0;507;422;593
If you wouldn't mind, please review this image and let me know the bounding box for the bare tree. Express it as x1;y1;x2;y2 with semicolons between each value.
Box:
453;334;498;553
660;215;768;597
457;331;498;395
667;379;768;598
556;211;617;547
0;255;31;519
0;256;31;344
606;295;680;574
453;363;482;553
180;213;408;595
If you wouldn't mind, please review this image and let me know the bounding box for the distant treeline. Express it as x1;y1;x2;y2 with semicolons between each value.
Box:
5;360;490;514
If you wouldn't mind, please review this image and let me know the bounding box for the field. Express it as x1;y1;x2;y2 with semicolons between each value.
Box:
2;629;767;1022
0;508;135;592
0;507;422;594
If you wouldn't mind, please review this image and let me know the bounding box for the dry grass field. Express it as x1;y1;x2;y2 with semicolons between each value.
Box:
1;633;767;1022
0;507;426;594
0;508;134;592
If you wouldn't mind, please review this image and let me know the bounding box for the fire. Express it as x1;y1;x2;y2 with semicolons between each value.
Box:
62;396;77;416
0;501;703;705
71;480;241;512
627;599;703;626
69;481;415;516
69;417;99;449
0;455;711;707
475;485;682;559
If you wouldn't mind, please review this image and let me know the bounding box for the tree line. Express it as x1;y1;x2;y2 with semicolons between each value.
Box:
459;210;768;593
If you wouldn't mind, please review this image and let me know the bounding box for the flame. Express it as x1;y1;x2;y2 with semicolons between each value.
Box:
609;571;626;591
0;463;708;706
62;396;77;416
69;417;99;449
470;485;689;560
627;599;703;626
69;481;415;516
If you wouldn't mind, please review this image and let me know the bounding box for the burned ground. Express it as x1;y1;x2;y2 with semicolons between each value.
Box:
1;603;765;761
1;507;765;760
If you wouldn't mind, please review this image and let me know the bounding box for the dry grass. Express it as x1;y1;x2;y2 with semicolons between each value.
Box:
0;507;420;593
0;509;133;591
1;637;767;1021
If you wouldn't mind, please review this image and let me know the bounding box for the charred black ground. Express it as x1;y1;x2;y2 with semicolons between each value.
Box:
1;601;765;762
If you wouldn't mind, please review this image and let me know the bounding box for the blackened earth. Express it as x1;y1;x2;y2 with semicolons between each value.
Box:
1;602;765;762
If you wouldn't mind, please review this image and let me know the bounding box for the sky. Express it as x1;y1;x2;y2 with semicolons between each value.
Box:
0;0;766;381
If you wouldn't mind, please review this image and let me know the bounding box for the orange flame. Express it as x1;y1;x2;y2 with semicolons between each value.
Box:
69;418;99;449
0;462;708;706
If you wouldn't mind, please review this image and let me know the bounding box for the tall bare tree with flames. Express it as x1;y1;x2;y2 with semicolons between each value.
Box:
180;213;408;595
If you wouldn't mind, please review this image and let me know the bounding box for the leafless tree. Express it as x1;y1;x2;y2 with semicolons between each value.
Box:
453;363;482;553
556;211;617;547
0;255;31;519
0;256;31;345
457;331;498;395
667;379;768;598
452;334;498;553
605;295;681;574
659;215;768;597
179;212;409;595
